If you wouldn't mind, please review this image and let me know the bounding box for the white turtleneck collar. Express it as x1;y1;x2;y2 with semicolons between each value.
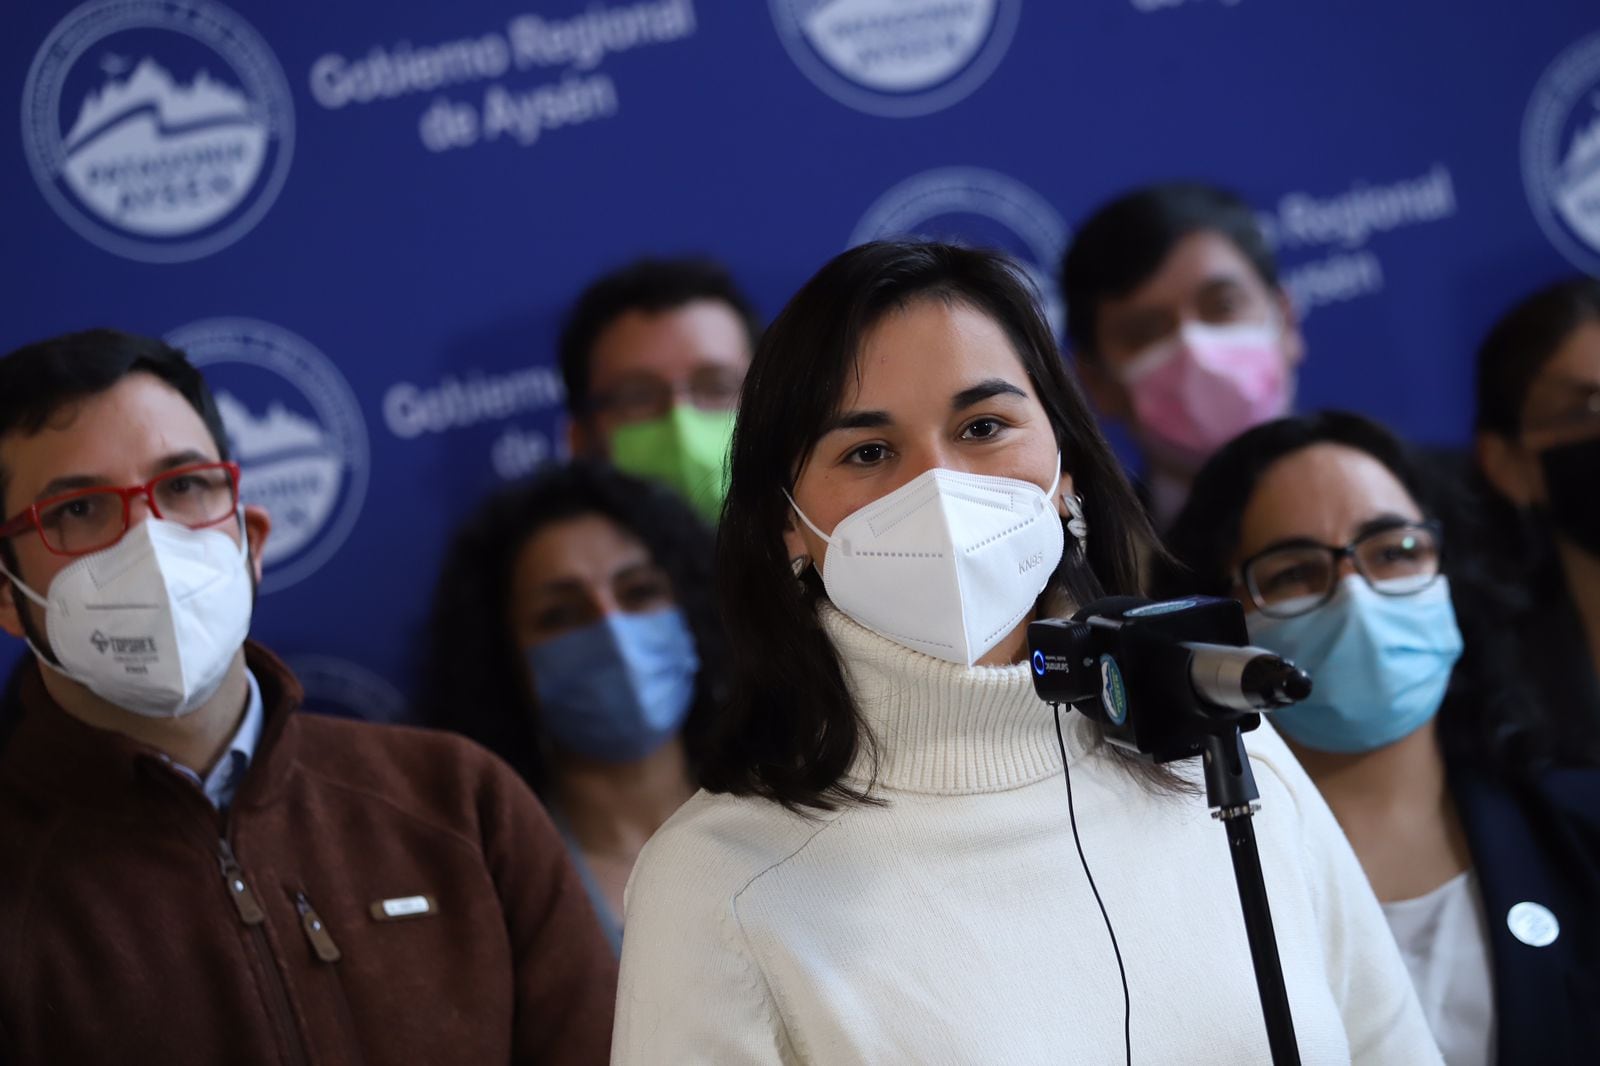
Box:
818;601;1092;796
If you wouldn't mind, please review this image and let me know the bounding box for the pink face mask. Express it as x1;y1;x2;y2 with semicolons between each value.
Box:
1118;320;1292;468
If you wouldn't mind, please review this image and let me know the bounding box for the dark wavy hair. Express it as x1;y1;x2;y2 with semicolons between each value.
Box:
1159;410;1586;782
702;240;1167;811
413;460;724;796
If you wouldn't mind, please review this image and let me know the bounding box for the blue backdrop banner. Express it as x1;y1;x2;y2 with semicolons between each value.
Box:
3;0;1597;716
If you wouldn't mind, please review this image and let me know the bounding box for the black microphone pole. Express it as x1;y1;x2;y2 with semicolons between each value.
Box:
1030;596;1310;1064
1203;728;1301;1066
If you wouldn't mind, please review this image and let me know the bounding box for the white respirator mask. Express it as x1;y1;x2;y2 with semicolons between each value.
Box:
788;462;1065;666
1;517;254;718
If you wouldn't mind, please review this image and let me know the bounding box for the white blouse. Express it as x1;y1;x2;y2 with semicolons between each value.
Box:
1383;871;1495;1066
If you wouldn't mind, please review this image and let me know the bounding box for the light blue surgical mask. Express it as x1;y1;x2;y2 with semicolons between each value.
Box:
526;606;699;763
1245;576;1463;754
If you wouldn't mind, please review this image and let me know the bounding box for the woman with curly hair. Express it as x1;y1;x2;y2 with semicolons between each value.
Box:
415;460;724;954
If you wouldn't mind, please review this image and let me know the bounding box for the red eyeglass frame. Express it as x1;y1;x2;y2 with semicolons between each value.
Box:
0;460;243;557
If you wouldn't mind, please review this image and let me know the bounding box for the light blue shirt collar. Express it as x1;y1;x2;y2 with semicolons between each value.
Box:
172;669;265;810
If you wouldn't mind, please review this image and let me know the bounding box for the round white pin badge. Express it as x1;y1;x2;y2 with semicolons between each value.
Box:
1506;902;1560;947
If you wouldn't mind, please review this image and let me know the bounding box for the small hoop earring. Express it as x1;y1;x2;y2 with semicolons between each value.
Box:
1062;493;1089;556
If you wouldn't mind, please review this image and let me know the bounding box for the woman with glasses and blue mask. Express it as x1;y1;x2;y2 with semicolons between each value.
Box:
1162;410;1600;1066
415;461;722;955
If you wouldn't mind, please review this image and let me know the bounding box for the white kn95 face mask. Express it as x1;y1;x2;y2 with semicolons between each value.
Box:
787;463;1065;666
1;517;254;718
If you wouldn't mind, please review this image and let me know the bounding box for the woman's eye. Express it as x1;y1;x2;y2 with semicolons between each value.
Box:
961;417;1005;441
846;443;890;465
1261;563;1320;593
1201;286;1253;322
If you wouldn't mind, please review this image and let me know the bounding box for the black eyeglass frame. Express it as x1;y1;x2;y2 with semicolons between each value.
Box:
1234;518;1445;620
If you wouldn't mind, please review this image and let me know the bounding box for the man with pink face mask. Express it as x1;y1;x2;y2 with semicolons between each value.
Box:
1060;182;1306;529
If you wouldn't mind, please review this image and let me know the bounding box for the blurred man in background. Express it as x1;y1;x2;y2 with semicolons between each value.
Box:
1061;182;1305;528
559;257;761;525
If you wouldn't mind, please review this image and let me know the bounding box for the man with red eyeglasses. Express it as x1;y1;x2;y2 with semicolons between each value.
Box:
0;329;616;1064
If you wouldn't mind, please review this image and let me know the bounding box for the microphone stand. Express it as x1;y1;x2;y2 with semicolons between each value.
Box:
1203;728;1301;1066
1030;599;1310;1064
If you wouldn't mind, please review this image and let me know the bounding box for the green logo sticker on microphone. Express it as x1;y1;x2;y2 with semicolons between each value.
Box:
1126;598;1198;618
1099;653;1128;726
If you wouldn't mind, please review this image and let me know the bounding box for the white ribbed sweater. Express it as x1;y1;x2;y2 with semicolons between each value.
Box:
613;605;1441;1064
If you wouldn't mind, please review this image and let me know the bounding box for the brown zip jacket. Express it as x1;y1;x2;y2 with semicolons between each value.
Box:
0;643;617;1065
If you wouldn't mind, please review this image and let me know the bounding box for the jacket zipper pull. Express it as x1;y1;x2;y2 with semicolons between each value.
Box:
217;839;266;925
295;892;343;963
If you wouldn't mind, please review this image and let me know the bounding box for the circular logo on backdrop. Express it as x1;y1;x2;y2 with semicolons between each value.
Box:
287;654;409;724
851;166;1069;336
166;319;369;594
21;0;294;263
1523;31;1600;275
769;0;1022;117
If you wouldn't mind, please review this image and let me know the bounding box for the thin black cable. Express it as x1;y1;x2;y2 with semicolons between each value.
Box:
1053;703;1131;1066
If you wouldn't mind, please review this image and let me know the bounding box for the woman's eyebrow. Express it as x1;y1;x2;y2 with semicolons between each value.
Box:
951;379;1027;411
1352;513;1420;540
612;561;667;584
1251;513;1419;557
821;409;893;434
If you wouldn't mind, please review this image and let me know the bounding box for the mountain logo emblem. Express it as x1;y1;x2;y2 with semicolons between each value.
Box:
850;167;1070;339
21;0;294;263
167;318;370;594
769;0;1020;118
1524;32;1600;274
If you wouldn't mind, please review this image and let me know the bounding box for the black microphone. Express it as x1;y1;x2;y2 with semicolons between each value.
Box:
1184;642;1313;713
1029;595;1313;763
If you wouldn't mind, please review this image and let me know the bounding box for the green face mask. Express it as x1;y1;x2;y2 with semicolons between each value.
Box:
608;406;736;525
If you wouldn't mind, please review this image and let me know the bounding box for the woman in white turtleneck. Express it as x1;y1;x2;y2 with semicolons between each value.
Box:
611;241;1440;1064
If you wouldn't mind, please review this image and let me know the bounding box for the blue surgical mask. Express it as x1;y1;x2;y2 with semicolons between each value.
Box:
526;606;699;762
1245;576;1463;754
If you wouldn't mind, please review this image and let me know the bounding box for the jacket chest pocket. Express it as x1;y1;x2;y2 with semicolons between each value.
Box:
280;880;473;977
275;878;515;1058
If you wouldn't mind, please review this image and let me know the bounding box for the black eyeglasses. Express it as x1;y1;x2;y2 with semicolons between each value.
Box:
1236;519;1443;619
590;367;745;424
